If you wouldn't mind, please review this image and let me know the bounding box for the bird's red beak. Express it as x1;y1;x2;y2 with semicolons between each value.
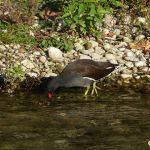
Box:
48;92;53;99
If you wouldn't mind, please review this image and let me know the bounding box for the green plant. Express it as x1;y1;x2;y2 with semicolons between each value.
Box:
7;65;26;82
62;0;123;37
0;22;37;45
40;33;75;52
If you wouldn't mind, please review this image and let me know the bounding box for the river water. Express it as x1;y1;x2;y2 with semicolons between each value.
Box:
0;89;150;150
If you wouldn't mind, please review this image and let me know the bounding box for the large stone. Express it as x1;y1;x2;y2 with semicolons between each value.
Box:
135;61;146;67
105;53;116;60
74;43;84;51
40;56;46;63
91;53;101;61
21;59;34;69
79;54;91;59
47;47;63;62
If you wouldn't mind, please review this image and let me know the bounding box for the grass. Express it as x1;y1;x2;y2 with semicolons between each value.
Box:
0;21;37;45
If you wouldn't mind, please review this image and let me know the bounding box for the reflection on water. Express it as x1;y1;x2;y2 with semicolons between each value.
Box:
0;89;150;150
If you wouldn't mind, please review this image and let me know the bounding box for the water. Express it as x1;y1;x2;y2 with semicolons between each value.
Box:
0;89;150;150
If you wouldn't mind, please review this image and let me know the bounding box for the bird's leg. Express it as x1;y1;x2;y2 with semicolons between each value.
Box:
84;85;91;96
91;81;101;96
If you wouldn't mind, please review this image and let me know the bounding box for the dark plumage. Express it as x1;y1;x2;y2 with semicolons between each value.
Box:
47;59;118;98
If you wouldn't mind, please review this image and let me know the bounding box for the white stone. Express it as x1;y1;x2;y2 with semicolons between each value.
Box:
103;43;113;51
137;17;146;24
124;15;131;24
79;54;91;59
125;62;134;68
123;37;131;43
109;59;118;64
105;53;116;60
27;72;38;77
126;51;135;57
21;59;34;69
91;53;101;61
104;14;116;27
33;51;41;56
0;45;6;51
121;74;132;79
40;56;46;63
89;40;99;48
47;47;63;62
135;35;145;41
94;47;105;55
124;57;139;62
74;43;84;51
13;44;21;49
103;28;110;34
114;29;121;36
135;61;146;67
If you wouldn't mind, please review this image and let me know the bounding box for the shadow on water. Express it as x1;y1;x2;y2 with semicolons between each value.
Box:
0;88;150;150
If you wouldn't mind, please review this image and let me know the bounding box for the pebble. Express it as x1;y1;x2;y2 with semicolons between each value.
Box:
74;43;84;51
103;43;113;51
134;61;146;67
105;53;116;60
47;47;63;62
79;54;91;59
39;56;46;63
135;35;145;41
121;74;132;79
21;59;34;69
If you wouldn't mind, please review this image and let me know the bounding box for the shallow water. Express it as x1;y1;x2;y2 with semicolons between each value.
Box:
0;89;150;150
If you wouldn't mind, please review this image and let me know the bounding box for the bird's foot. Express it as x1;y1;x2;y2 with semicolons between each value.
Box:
84;86;90;96
91;81;101;96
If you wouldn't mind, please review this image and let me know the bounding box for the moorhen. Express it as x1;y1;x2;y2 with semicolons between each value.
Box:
47;59;118;99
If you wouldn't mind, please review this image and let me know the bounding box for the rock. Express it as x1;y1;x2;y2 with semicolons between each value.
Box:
81;48;94;55
47;47;63;62
137;17;146;24
27;72;38;77
13;44;21;49
74;43;84;51
103;43;113;51
43;72;57;77
103;28;110;35
103;14;116;27
121;74;132;79
126;51;135;57
33;51;41;56
94;47;105;55
123;36;131;43
21;59;34;69
99;57;107;62
89;40;99;48
125;62;134;68
124;15;131;25
79;54;91;59
114;29;121;36
135;35;145;41
91;53;101;61
124;57;139;62
0;45;7;51
132;27;138;33
105;53;116;60
109;59;118;64
39;56;46;63
134;61;146;67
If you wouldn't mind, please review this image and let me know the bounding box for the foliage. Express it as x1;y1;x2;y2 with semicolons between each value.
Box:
0;0;41;24
62;0;123;37
40;33;75;52
0;21;37;45
6;65;26;82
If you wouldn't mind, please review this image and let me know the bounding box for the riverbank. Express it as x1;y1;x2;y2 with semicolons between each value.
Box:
0;8;150;93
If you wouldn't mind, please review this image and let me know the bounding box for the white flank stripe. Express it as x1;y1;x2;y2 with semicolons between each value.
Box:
106;67;113;69
83;77;96;81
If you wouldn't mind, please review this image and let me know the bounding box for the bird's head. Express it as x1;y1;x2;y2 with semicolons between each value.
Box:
47;77;60;100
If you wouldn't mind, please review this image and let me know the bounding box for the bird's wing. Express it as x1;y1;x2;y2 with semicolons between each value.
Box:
61;60;116;80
